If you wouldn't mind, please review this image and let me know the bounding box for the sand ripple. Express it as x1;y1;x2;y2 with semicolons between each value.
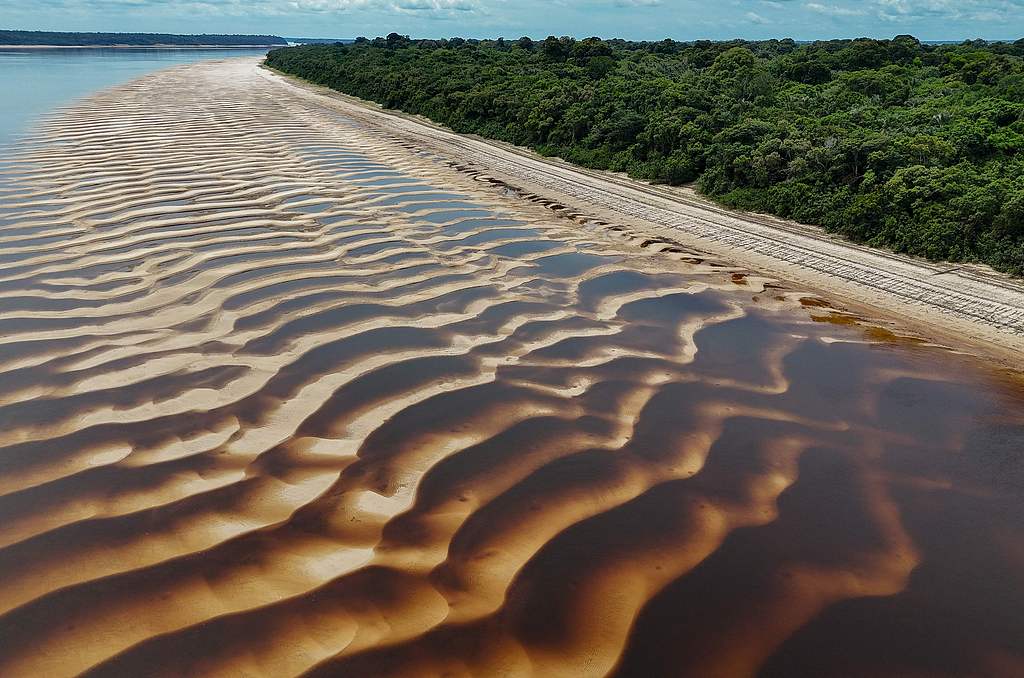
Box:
0;58;1022;677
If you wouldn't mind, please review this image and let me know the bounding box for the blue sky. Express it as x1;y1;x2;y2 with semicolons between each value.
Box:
3;0;1023;41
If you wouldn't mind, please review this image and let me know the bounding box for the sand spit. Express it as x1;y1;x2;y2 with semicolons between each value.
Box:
0;58;1022;677
261;63;1024;365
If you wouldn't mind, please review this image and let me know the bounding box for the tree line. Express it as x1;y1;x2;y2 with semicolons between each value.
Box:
0;30;286;46
267;34;1024;274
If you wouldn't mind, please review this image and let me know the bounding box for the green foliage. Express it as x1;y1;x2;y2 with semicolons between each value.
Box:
266;35;1024;274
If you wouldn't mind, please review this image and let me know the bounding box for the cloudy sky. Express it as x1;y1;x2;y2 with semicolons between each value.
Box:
3;0;1023;41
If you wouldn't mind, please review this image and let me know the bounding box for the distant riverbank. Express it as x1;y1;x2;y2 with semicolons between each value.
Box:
0;45;285;49
0;29;286;47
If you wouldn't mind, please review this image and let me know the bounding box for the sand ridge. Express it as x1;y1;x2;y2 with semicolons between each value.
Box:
0;58;1022;677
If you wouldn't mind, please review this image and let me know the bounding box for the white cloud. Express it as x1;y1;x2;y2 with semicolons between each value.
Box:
288;0;477;9
283;0;478;11
804;2;866;16
7;0;482;16
4;0;1024;40
872;0;1024;22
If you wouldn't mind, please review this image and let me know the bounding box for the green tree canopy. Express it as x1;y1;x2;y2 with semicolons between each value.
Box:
267;35;1024;275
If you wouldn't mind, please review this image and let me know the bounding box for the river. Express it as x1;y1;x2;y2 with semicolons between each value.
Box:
0;54;1022;677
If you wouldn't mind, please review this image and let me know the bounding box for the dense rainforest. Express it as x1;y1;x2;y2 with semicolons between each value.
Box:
0;30;286;46
267;35;1024;275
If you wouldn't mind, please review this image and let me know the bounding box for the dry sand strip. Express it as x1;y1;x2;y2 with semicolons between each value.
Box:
259;60;1024;363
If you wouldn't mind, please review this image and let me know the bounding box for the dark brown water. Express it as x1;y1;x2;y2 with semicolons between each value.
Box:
0;58;1021;677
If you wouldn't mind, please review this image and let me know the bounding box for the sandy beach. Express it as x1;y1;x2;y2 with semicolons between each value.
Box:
0;56;1021;677
261;62;1024;366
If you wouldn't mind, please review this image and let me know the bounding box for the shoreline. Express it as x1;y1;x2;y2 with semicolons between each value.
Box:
259;60;1024;371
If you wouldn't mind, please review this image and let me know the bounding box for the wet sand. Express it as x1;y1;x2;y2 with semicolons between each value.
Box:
263;64;1024;366
0;57;1022;677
